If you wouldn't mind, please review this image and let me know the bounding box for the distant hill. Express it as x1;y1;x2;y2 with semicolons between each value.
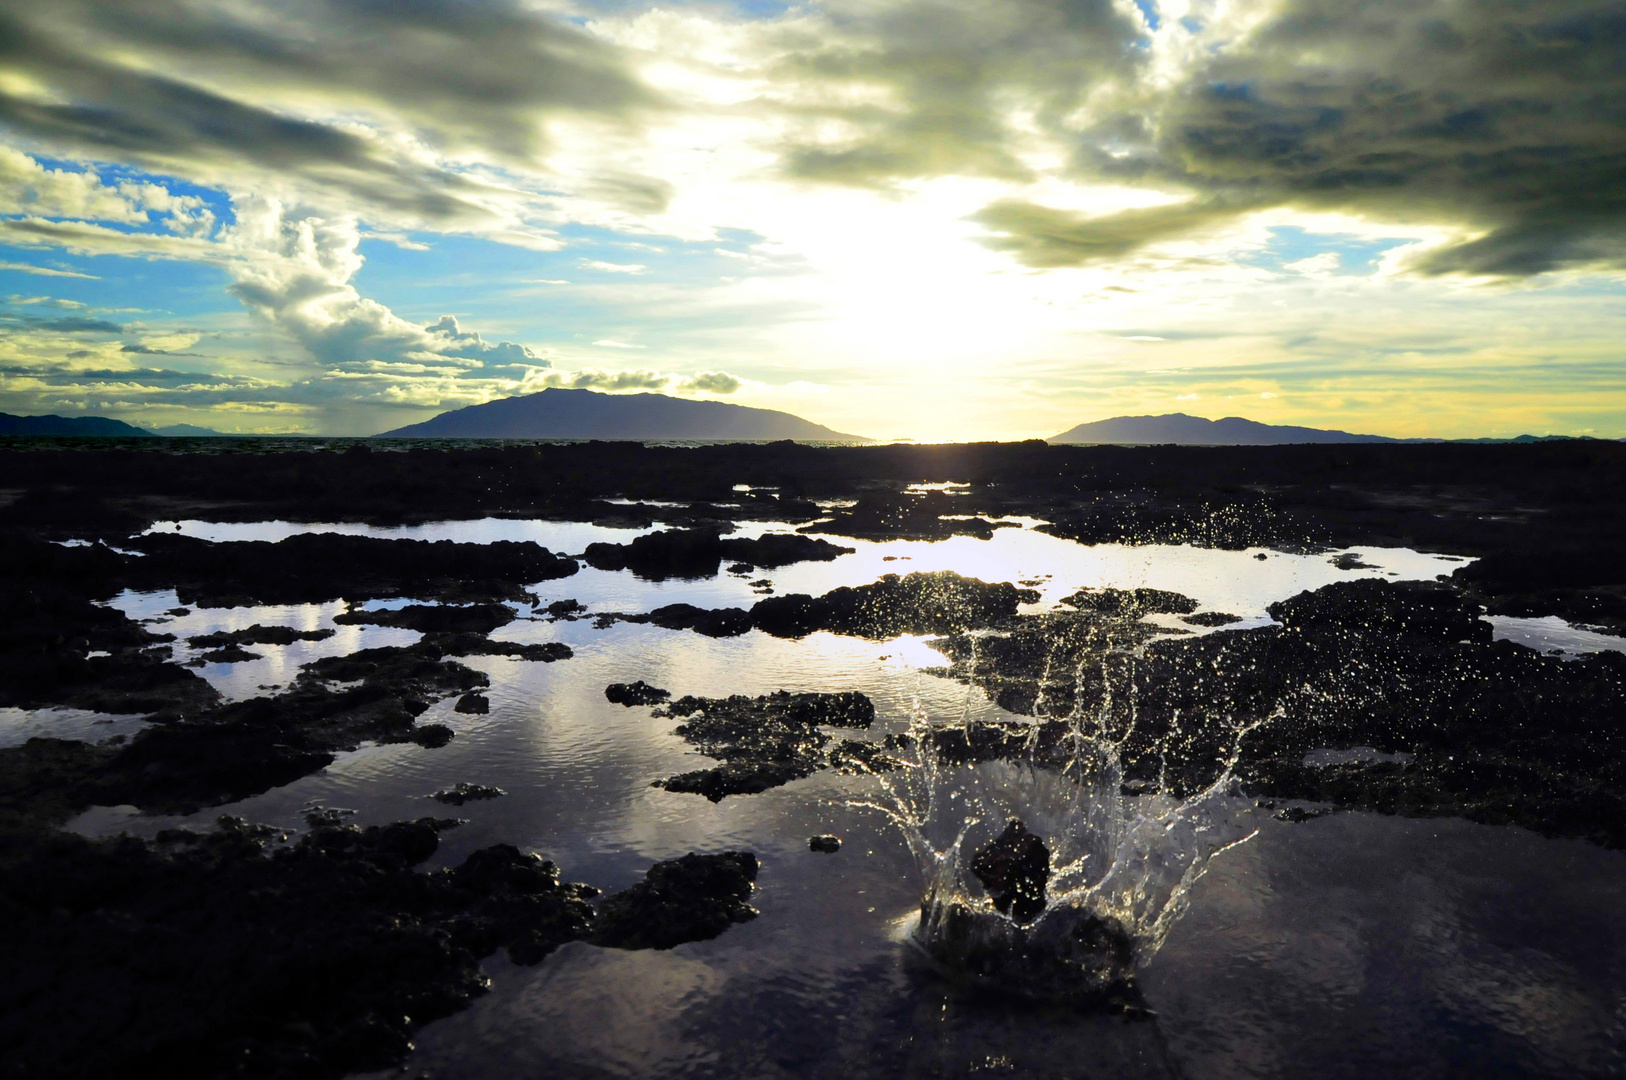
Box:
0;413;153;437
376;387;873;442
144;424;229;436
1049;413;1398;445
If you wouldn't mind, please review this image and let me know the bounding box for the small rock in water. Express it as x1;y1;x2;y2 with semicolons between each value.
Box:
970;818;1051;923
454;692;490;714
606;680;671;706
809;834;841;853
431;782;506;805
410;723;455;747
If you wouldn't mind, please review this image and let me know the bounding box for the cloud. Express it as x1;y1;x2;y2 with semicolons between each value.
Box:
542;368;670;392
970;197;1248;267
580;260;648;274
679;370;742;394
0;1;658;226
122;343;204;357
221;198;551;374
592;339;643;349
0;261;98;279
20;315;125;333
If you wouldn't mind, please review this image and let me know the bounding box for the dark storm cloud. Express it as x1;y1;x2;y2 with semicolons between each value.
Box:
961;0;1626;275
0;313;125;333
778;0;1148;186
0;0;658;221
0;362;248;387
122;343;205;356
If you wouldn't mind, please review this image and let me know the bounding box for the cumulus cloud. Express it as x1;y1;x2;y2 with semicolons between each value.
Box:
680;370;742;394
221;197;551;374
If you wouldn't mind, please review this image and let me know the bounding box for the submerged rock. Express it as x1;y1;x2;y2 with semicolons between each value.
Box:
431;782;506;805
970;819;1051;923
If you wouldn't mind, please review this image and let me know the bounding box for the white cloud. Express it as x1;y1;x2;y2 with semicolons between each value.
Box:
580;260;648;274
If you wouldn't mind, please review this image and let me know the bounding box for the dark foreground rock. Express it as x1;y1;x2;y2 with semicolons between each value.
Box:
648;690;890;800
0;819;760;1080
809;834;842;853
0;643;494;821
584;529;852;579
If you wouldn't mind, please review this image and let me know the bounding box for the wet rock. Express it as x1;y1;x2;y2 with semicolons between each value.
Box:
593;851;760;950
0;575;220;716
641;603;755;638
651;690;881;800
127;532;577;606
1182;611;1243;626
419;631;572;662
545;598;586;619
1059;588;1199;616
917;898;1138;1008
194;644;263;664
803;490;1011;541
809;834;841;853
187;624;338;648
1330;552;1377;570
584;529;851;580
454;692;490;714
0;813;758;1080
752;572;1038;640
970;819;1051;923
606;680;671;706
431;782;506;805
335;603;517;634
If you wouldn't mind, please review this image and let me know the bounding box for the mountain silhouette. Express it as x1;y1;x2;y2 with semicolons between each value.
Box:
376;388;872;442
1049;413;1397;445
0;413;153;437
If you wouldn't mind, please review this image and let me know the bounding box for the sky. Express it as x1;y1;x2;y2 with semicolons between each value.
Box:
0;0;1621;440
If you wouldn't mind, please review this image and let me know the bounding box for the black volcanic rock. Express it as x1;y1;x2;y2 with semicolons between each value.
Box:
585;528;852;579
752;572;1038;639
377;387;871;442
1049;412;1398;445
970;819;1051;923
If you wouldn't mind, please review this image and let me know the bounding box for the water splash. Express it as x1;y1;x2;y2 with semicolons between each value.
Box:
855;619;1266;1004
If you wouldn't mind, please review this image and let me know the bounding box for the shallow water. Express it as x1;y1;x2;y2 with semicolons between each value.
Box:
55;521;1626;1078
